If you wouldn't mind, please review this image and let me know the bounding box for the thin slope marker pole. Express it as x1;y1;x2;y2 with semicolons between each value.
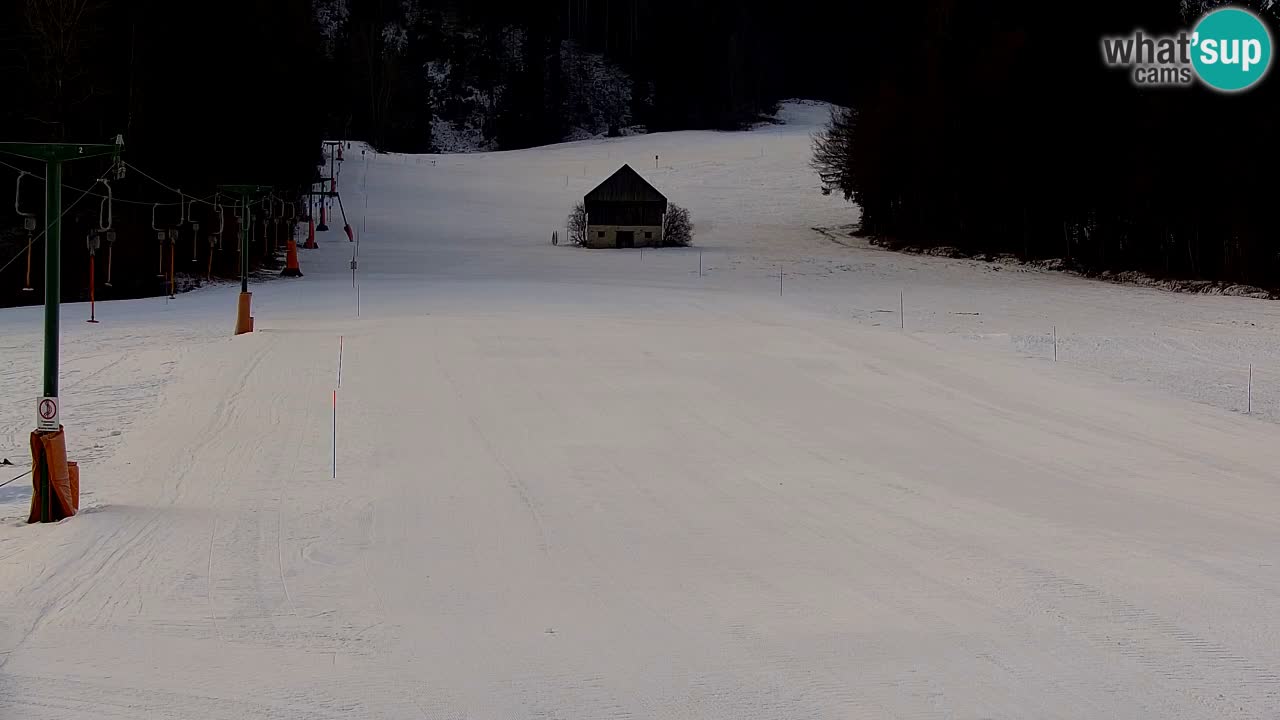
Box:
337;335;344;388
1053;325;1058;362
779;266;783;297
355;221;362;320
332;390;337;479
899;291;904;330
1248;364;1252;414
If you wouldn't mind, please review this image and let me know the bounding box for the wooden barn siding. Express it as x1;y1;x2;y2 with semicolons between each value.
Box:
586;200;666;226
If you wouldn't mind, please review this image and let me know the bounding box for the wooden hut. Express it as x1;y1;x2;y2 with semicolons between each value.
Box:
584;164;668;248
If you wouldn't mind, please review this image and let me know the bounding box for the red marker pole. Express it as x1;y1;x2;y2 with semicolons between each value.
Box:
87;245;99;323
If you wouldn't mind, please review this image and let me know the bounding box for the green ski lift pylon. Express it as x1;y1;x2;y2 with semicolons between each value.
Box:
217;184;270;335
0;141;122;523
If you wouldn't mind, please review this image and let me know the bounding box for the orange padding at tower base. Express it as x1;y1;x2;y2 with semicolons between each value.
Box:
235;291;254;335
28;428;79;523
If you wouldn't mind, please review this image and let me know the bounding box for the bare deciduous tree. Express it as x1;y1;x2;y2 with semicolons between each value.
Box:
22;0;105;136
662;203;693;247
567;201;588;246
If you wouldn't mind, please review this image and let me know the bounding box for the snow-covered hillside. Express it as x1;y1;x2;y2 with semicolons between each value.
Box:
2;103;1279;719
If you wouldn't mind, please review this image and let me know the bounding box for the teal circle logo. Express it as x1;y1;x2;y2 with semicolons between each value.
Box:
1191;8;1272;92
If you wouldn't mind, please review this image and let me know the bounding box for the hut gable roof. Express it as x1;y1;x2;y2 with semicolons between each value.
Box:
585;164;667;203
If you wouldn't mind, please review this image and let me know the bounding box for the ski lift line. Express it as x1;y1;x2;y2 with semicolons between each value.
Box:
10;155;271;212
0;469;31;489
4;159;220;208
5;158;277;243
48;186;251;209
0;157;177;206
69;188;239;208
80;190;225;208
0;165;114;276
0;157;36;176
123;161;185;196
52;190;181;208
11;156;266;209
122;162;269;209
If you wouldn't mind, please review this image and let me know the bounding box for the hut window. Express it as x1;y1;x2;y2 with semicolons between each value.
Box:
645;231;653;239
597;231;605;238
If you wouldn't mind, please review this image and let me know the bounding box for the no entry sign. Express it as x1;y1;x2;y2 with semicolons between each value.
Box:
37;396;59;432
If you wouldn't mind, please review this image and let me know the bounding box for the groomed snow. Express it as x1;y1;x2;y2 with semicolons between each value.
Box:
2;103;1279;719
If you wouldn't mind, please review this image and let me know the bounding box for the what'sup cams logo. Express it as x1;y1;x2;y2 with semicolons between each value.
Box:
1102;7;1273;92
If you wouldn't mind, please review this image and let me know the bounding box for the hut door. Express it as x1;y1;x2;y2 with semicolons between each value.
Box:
616;231;635;248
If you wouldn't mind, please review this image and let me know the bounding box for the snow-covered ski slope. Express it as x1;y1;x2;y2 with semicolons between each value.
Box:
2;102;1280;719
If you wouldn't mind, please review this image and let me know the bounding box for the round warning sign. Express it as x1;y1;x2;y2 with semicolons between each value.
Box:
37;397;59;431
